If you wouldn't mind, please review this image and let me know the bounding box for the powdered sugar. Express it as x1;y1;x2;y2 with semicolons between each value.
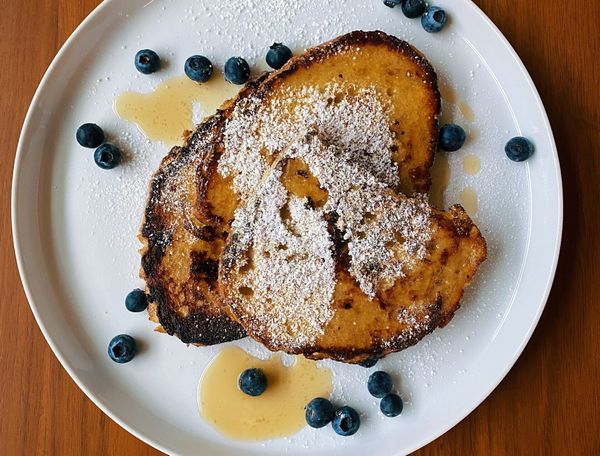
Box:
290;134;432;296
219;83;433;344
218;83;399;194
228;165;336;348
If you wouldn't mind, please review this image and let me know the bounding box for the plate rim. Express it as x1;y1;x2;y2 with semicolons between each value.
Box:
11;1;563;454
10;1;173;454
404;1;564;452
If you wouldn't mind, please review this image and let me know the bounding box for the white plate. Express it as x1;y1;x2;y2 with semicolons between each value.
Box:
12;0;562;454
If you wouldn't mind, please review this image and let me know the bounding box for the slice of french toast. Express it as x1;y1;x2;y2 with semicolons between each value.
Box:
139;113;247;344
139;77;267;344
140;31;441;345
219;133;487;363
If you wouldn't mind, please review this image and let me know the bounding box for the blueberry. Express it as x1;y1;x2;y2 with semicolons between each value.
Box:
505;136;534;162
108;334;137;363
438;124;467;152
380;393;404;417
401;0;426;18
305;397;335;428
224;57;251;85
239;368;267;396
134;49;161;74
76;123;105;148
332;406;360;436
421;6;447;33
383;0;402;7
125;289;148;313
184;55;213;83
94;144;122;169
359;357;378;368
266;43;293;70
367;371;393;398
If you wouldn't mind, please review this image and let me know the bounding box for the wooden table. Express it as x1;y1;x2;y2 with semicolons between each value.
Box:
1;1;598;454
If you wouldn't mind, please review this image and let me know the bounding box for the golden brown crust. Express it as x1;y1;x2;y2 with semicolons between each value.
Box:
140;115;246;344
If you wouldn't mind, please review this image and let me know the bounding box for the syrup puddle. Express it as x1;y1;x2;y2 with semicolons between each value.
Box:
458;101;475;122
114;74;240;145
462;154;481;175
460;187;478;215
430;152;451;209
439;83;475;123
198;346;332;440
439;84;458;104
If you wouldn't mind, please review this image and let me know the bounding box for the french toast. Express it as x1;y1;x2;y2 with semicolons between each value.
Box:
139;113;247;344
139;77;267;344
141;31;442;346
219;133;487;364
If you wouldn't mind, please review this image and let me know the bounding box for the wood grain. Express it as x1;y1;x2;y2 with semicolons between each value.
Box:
0;0;598;454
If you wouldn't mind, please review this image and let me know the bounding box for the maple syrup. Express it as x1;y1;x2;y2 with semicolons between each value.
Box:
462;154;481;175
458;101;475;122
430;152;451;209
439;84;458;104
198;346;332;440
114;74;239;145
460;187;478;215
